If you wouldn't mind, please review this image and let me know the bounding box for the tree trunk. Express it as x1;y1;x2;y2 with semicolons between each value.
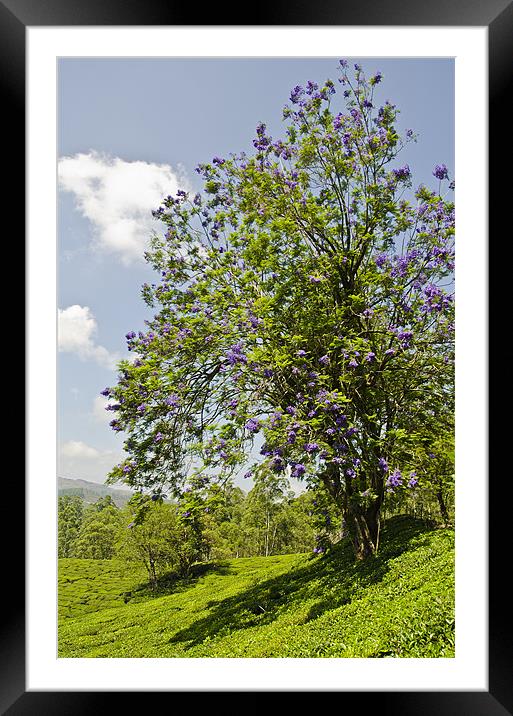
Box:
436;487;451;527
149;559;158;590
347;502;381;560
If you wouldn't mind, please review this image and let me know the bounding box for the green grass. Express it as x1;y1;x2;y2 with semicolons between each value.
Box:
58;516;454;658
58;559;148;620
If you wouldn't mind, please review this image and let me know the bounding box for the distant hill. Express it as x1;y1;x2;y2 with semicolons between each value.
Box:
58;476;134;507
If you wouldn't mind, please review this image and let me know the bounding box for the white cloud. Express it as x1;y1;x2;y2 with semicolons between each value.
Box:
59;442;126;484
58;151;186;264
58;304;118;369
93;394;115;423
60;440;100;459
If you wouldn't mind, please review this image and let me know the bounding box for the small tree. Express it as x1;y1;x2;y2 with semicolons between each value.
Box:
58;495;84;558
105;61;454;560
240;467;291;556
73;496;122;559
118;499;181;588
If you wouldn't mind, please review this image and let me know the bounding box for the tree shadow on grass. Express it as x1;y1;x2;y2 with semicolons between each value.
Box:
168;515;436;649
123;561;237;604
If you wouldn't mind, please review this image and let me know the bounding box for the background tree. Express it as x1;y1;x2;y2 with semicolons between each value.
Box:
239;467;292;557
201;483;246;559
73;496;122;559
58;495;84;558
118;489;211;585
105;61;454;561
118;498;182;588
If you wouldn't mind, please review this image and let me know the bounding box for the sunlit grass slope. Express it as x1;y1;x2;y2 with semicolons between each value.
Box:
58;559;148;621
58;516;454;658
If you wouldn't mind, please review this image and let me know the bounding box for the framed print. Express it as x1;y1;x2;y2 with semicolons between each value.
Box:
5;0;510;712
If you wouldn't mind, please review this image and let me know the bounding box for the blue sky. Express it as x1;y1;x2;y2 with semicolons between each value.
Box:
57;57;454;488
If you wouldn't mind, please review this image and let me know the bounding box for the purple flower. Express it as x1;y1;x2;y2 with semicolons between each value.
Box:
333;113;345;130
304;442;319;453
378;457;388;472
100;387;111;397
154;432;163;442
292;463;306;478
375;253;388;269
308;275;322;283
365;352;376;362
386;468;403;488
296;349;307;357
393;165;411;181
433;164;449;181
137;403;147;414
270;456;285;473
226;343;247;365
319;355;330;365
245;418;261;434
398;331;413;346
348;359;358;368
270;411;283;426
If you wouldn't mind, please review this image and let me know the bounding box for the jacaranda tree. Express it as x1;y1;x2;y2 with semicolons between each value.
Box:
105;61;454;560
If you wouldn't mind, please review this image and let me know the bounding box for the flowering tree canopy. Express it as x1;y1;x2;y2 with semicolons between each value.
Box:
105;61;454;560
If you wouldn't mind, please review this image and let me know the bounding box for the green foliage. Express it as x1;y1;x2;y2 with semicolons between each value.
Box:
58;495;84;558
58;516;454;658
118;498;206;585
73;496;122;559
58;559;148;620
103;61;454;560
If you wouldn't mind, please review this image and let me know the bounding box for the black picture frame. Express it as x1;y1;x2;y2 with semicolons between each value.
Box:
7;0;509;712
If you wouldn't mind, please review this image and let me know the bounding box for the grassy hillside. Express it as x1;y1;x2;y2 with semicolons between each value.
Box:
58;516;454;658
58;559;148;620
